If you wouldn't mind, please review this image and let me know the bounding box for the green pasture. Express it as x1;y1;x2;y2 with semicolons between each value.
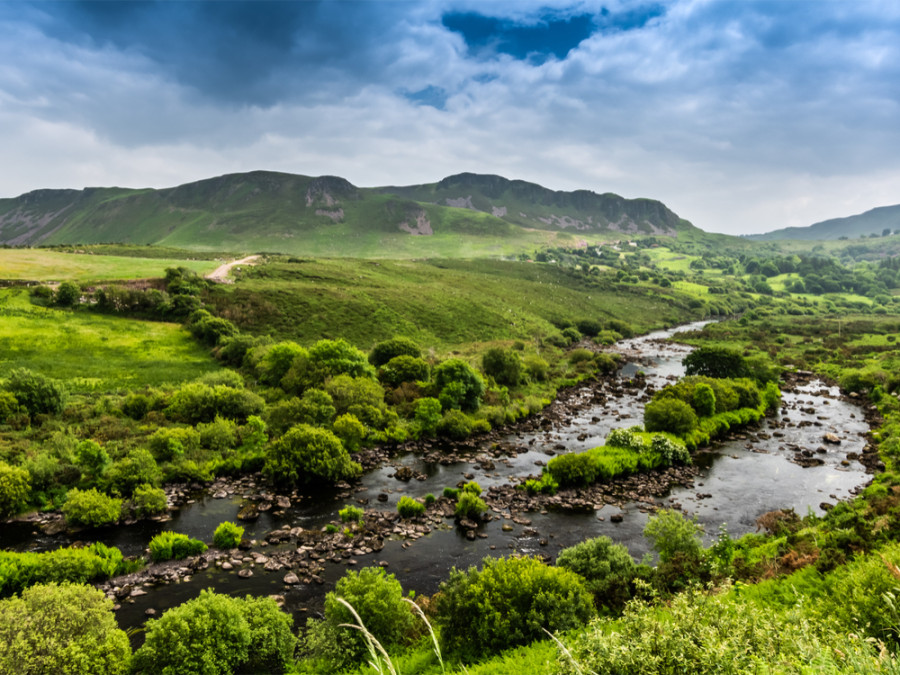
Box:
0;289;219;391
0;248;219;283
207;258;702;349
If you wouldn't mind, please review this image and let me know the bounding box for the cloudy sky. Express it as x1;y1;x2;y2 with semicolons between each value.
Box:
1;0;898;235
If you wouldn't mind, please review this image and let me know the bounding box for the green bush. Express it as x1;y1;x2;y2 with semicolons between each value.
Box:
683;346;750;379
0;543;127;597
455;491;488;520
148;531;207;562
133;589;295;675
263;424;361;485
482;347;523;386
548;451;600;487
3;367;67;416
558;585;861;675
434;358;485;411
147;426;201;462
436;409;473;439
131;484;167;518
436;555;594;658
74;440;110;484
692;383;717;417
62;488;121;527
213;521;244;549
0;461;30;519
304;567;416;669
378;354;429;387
397;495;425;518
644;398;699;436
556;536;639;611
0;391;20;423
166;383;264;424
197;416;237;453
338;505;364;524
523;354;550;381
332;413;366;452
414;397;443;436
103;449;161;497
643;509;704;563
369;337;422;367
0;582;131;675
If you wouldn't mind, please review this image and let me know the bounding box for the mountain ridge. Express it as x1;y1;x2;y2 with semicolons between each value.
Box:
748;204;900;241
0;170;700;257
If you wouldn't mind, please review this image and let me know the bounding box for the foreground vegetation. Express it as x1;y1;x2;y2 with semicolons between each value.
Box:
3;240;900;673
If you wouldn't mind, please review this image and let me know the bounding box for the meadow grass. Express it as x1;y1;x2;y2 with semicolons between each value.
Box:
0;248;219;282
207;258;702;350
0;289;219;391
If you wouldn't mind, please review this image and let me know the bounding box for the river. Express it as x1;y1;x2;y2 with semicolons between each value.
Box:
1;321;873;632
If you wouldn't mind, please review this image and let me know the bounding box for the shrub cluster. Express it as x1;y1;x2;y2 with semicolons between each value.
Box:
62;488;122;527
133;589;295;675
436;555;594;658
0;543;127;597
397;495;426;518
213;521;244;549
148;531;207;562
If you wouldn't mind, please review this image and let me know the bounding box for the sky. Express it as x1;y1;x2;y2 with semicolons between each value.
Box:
1;0;898;236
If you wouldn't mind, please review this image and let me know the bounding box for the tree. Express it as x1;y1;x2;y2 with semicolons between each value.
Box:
683;346;749;379
482;347;523;386
55;281;81;307
0;582;131;675
264;424;361;485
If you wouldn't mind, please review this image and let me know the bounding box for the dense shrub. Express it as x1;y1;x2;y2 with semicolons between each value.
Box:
133;589;295;675
147;426;201;462
436;409;473;439
213;521;244;549
256;341;308;387
304;338;376;386
558;585;860;675
523;354;550;381
369;337;421;367
325;374;385;416
683;346;749;379
3;367;67;416
547;451;600;487
73;439;111;483
377;354;429;387
556;536;639;611
62;488;121;527
436;555;594;658
148;531;207;562
332;413;366;451
482;347;523;386
0;543;127;597
455;491;488;520
434;358;485;411
103;449;161;496
413;397;443;436
0;582;131;675
692;383;717;417
643;509;704;563
166;383;264;424
304;567;416;670
397;495;426;518
264;424;361;485
338;505;364;524
644;398;699;436
131;484;167;518
0;391;20;423
0;461;30;518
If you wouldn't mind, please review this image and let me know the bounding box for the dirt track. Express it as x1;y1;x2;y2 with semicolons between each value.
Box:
205;255;260;283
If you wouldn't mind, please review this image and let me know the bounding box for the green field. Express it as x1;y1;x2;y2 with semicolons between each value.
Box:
0;289;219;391
0;249;219;283
207;257;704;349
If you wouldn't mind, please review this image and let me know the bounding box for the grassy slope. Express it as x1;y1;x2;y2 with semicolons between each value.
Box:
207;258;703;350
0;289;219;391
0;248;219;283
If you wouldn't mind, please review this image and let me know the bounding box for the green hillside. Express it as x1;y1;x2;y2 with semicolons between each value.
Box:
749;203;900;241
0;171;709;258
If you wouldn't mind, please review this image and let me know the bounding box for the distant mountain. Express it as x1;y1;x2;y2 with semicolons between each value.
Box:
0;170;700;257
748;204;900;241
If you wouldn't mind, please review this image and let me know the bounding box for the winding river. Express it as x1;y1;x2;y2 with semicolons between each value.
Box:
1;322;873;632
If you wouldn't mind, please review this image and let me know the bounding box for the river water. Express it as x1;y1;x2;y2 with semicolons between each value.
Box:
1;322;872;631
